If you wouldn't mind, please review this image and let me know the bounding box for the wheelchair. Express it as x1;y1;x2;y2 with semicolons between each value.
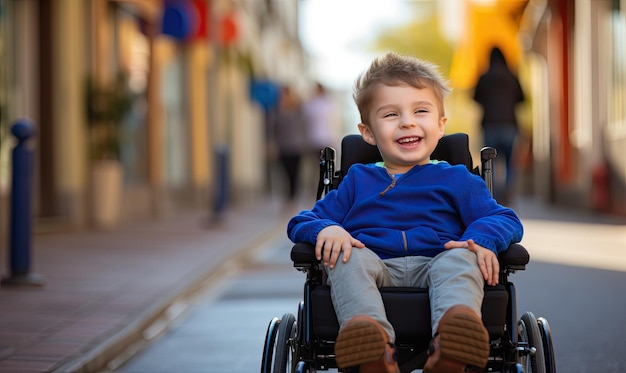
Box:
262;133;556;373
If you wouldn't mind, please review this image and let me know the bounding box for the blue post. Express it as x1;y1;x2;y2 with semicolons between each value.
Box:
2;119;44;286
212;145;229;221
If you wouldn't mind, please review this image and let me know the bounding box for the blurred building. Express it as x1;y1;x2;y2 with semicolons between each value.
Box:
0;0;624;255
0;0;306;245
448;0;625;216
520;0;626;215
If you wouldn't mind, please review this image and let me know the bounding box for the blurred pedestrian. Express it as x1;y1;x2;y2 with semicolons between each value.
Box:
473;46;525;204
302;82;340;199
303;82;339;151
268;85;308;210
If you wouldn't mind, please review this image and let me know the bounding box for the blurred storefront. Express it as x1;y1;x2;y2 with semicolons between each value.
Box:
0;0;306;246
449;0;625;216
519;0;626;215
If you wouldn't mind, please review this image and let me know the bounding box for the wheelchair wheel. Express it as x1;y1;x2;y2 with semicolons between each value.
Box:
261;317;280;373
294;361;309;373
296;301;305;349
273;313;297;373
518;311;546;373
537;317;556;373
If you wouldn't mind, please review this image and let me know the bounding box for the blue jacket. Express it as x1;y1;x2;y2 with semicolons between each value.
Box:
287;162;523;259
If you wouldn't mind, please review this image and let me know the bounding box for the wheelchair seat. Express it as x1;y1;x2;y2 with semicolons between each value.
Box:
262;133;555;373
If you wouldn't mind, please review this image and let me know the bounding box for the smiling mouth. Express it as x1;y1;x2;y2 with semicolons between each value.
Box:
397;136;422;145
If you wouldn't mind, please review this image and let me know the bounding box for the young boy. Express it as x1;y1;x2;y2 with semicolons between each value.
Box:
287;52;523;373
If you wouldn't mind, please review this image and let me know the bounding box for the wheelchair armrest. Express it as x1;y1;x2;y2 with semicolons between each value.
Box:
291;242;318;268
499;243;529;270
291;242;530;270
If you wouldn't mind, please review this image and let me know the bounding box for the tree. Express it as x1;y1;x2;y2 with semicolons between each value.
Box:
86;72;135;161
370;4;454;76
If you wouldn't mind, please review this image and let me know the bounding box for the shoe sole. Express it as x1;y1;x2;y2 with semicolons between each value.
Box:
437;313;490;369
335;319;386;368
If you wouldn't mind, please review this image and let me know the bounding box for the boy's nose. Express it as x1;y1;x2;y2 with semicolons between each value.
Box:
399;115;416;127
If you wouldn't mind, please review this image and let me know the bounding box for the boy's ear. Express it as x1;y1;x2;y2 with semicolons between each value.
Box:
438;116;447;138
358;123;377;145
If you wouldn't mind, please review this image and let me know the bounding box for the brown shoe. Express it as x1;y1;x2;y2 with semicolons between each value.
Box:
335;315;400;373
423;305;490;373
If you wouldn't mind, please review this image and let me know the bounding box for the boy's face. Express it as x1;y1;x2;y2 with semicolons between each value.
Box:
358;83;446;175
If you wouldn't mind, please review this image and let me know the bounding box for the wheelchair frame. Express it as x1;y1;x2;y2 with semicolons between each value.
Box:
262;134;556;373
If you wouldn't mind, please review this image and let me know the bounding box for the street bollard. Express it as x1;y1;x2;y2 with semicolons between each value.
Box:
1;119;44;286
212;145;229;222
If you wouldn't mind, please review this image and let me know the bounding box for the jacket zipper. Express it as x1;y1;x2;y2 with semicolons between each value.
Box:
378;169;407;251
379;172;397;196
401;231;408;251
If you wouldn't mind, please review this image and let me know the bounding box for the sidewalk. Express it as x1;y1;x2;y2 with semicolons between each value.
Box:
0;200;288;373
511;196;626;272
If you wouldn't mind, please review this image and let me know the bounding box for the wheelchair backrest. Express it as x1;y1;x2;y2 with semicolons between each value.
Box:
339;133;475;179
317;133;485;200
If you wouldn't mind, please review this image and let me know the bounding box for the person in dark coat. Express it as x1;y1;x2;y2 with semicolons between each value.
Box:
473;47;525;203
268;85;308;208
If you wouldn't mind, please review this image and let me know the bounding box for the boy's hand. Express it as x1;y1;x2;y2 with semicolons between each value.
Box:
316;225;365;268
444;239;499;286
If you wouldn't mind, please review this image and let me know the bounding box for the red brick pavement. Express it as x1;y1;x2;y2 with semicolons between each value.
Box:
0;201;286;373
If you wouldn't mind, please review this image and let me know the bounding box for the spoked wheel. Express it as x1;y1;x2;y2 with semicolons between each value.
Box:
273;313;298;373
537;317;556;373
518;311;546;373
261;317;281;373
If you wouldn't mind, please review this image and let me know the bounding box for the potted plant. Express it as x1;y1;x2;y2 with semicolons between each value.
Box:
85;72;134;228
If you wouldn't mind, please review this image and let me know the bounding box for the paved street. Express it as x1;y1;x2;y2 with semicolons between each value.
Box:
514;261;626;371
110;201;626;373
514;208;626;371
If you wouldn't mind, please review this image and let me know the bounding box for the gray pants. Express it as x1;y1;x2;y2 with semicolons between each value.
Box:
325;247;484;342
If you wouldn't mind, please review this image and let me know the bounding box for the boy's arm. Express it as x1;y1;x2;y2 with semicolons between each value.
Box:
287;169;357;244
456;173;524;254
460;206;523;254
287;209;340;245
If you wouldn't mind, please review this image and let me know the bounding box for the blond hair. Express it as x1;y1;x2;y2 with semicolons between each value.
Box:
353;52;452;124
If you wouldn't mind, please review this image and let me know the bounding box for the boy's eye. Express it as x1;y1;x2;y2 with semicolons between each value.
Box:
416;108;429;114
383;112;398;118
